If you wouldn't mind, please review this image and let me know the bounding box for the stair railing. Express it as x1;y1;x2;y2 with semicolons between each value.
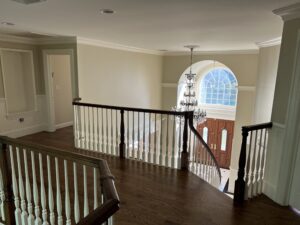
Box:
187;114;222;188
234;122;272;204
73;101;191;170
73;100;222;188
0;136;119;225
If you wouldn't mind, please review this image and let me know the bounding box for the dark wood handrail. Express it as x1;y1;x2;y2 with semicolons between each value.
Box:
0;136;120;225
73;101;192;116
0;136;101;168
242;122;273;132
187;113;222;182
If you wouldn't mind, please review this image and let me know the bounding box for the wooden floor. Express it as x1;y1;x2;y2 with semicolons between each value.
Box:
20;127;300;225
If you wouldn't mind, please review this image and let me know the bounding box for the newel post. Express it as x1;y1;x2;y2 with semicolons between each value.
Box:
181;112;189;170
0;142;15;225
234;127;249;205
119;110;125;159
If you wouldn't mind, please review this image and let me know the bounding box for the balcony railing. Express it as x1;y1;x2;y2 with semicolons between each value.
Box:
73;100;221;189
0;136;120;225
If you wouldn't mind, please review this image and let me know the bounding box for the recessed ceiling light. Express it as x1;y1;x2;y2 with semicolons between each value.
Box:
100;9;115;14
1;21;15;26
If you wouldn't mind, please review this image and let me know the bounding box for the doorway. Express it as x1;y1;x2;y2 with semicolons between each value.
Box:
197;118;234;169
43;49;75;131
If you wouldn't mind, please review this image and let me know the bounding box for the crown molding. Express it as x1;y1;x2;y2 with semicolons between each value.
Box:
273;3;300;21
0;33;76;45
163;49;259;56
76;37;163;55
0;34;36;45
256;37;282;48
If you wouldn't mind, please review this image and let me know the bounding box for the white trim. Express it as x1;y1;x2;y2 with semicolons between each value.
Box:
273;3;300;21
273;122;286;129
161;83;177;88
163;49;259;56
0;34;36;45
55;121;73;129
77;37;163;55
263;180;278;200
256;37;282;48
237;86;256;91
0;33;76;45
43;49;76;132
0;123;46;138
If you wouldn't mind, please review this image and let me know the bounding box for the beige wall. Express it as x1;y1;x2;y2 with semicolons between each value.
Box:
50;55;73;125
77;44;163;109
254;45;281;123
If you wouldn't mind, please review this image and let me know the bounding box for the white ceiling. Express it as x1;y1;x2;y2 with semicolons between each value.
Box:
0;0;299;51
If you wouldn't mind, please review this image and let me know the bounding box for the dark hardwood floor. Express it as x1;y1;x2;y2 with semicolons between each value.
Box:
19;127;300;225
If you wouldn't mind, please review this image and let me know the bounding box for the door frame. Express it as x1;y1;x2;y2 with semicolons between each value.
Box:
43;49;76;132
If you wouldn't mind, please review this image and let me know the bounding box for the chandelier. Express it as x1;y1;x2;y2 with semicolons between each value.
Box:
172;45;206;124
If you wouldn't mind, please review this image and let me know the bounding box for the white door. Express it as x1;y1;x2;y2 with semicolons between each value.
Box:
49;55;73;129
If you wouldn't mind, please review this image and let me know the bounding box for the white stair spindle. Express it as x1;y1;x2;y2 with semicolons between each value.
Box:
0;168;5;221
16;147;28;225
39;154;49;225
31;151;42;225
93;168;98;210
73;162;80;223
83;165;89;217
55;158;63;225
64;160;71;225
23;149;34;225
10;146;21;225
47;156;55;225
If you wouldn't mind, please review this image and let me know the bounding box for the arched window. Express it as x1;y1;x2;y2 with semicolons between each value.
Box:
199;68;237;106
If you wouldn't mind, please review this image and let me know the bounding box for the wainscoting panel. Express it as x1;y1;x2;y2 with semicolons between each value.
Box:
0;95;47;138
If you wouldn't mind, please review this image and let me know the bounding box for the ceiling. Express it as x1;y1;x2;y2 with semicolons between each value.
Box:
0;0;299;52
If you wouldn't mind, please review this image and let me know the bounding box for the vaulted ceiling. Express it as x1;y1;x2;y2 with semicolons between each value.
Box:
0;0;299;51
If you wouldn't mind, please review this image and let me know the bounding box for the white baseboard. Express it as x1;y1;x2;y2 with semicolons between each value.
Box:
55;121;73;129
0;123;47;138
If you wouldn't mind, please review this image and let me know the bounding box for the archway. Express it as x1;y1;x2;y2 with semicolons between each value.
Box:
177;60;239;188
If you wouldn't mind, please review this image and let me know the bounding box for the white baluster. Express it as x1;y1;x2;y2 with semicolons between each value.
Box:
16;147;28;225
47;156;55;225
23;149;34;225
31;151;42;225
55;158;63;225
93;168;98;210
73;163;80;223
10;146;21;225
64;160;71;225
250;131;258;198
39;154;49;225
0;168;5;221
83;165;89;217
259;129;268;194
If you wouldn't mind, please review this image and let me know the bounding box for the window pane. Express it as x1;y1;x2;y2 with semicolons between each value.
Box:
221;129;227;151
199;68;237;107
203;127;208;143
